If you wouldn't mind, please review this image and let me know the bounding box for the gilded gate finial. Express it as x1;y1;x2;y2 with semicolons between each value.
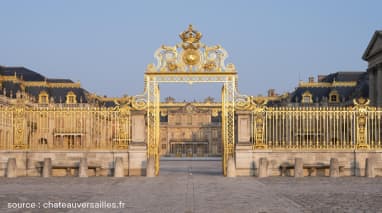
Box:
179;24;202;45
151;25;232;72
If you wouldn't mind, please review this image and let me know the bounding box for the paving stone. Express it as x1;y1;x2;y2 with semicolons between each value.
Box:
0;160;382;212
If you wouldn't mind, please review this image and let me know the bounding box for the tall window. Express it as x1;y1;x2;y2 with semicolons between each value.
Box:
329;90;339;103
187;115;192;125
38;91;49;104
301;91;313;104
66;91;77;104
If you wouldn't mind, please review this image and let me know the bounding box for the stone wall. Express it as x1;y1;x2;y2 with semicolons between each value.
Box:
236;147;382;177
0;150;132;177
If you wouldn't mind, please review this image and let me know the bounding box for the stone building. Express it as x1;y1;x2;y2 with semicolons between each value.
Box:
0;65;223;156
363;30;382;107
159;99;222;157
287;71;368;106
1;27;382;178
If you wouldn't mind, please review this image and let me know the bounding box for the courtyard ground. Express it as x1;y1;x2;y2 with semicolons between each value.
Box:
1;160;382;213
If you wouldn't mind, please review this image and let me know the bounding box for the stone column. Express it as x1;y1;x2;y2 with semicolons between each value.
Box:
237;112;251;144
258;157;268;178
42;158;52;178
369;69;376;106
294;158;303;178
132;113;145;144
377;69;382;107
226;155;236;177
6;158;17;178
79;158;88;178
365;158;376;178
114;157;124;177
129;111;148;176
329;158;340;178
146;156;155;177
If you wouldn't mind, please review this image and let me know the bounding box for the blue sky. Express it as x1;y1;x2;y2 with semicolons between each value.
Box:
1;0;381;101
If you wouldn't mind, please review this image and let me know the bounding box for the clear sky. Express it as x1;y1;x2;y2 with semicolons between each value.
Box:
1;0;381;101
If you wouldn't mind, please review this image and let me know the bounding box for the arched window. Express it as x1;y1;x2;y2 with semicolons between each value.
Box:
66;91;77;104
301;91;313;103
38;91;49;104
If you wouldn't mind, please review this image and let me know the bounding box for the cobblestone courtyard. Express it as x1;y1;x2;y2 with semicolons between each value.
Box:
1;160;382;213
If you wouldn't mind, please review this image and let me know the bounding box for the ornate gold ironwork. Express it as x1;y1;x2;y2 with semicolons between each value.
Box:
354;97;371;149
253;99;268;149
149;25;231;74
0;105;131;151
138;25;241;176
13;106;26;149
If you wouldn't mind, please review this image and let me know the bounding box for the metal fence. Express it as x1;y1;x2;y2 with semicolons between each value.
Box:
252;104;382;150
1;101;381;151
261;107;355;149
0;106;131;150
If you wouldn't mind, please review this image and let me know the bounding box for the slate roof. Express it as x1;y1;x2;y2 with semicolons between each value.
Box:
320;72;364;82
1;81;21;98
24;86;88;103
0;66;45;81
1;65;89;103
290;86;355;103
289;72;368;105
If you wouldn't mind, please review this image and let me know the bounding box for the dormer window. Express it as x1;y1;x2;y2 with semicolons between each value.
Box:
38;91;49;104
329;90;340;103
301;91;313;104
66;91;77;104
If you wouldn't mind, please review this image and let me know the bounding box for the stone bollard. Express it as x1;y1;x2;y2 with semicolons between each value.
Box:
365;158;376;178
146;156;155;177
114;157;124;177
226;155;236;178
329;158;340;178
258;157;268;178
79;158;88;178
42;158;52;178
6;158;17;178
294;158;303;178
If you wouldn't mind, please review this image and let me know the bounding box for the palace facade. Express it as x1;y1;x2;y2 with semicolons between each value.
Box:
0;64;372;156
1;26;382;177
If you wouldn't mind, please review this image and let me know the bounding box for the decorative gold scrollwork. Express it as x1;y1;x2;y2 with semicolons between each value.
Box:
13;106;27;149
354;97;372;149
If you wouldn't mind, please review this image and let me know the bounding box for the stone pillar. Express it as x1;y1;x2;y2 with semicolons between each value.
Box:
146;156;155;177
377;70;382;107
294;158;303;178
258;157;268;178
329;158;340;178
132;113;145;144
114;157;124;177
79;158;88;178
369;69;376;106
365;158;376;178
6;158;17;178
128;144;147;176
237;113;251;144
226;155;236;177
42;158;52;178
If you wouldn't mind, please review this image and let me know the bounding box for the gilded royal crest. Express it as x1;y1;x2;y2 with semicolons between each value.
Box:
148;24;233;73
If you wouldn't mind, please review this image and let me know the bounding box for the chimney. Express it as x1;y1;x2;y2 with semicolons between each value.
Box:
308;76;314;83
268;89;275;97
317;75;326;82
